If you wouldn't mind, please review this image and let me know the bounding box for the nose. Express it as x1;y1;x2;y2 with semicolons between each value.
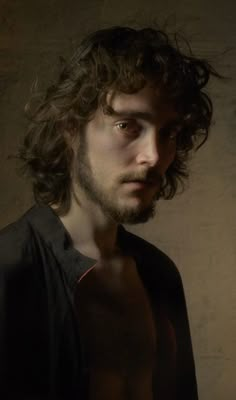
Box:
135;132;160;168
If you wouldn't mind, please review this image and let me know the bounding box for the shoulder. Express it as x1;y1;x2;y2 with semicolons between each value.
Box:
120;226;182;287
121;228;189;318
0;208;37;275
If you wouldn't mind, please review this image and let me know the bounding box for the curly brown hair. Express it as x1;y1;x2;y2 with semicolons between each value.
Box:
18;26;221;215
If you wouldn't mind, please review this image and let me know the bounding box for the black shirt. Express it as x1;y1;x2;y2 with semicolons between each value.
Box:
0;204;198;399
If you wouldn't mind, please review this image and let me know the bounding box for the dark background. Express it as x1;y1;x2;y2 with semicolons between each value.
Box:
0;1;236;398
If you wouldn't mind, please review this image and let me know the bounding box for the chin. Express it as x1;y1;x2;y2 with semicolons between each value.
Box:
110;202;156;225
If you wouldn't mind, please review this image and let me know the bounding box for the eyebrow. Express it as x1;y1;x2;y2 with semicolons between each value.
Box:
107;109;156;122
107;109;182;125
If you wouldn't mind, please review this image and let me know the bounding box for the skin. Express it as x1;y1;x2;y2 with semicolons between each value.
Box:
58;84;182;398
59;84;181;259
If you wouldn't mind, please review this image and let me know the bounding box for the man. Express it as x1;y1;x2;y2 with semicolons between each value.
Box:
0;26;219;399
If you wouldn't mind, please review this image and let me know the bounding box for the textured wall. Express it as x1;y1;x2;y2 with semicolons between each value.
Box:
0;1;235;399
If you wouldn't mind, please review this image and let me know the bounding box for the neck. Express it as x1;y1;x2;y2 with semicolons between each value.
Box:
55;191;119;260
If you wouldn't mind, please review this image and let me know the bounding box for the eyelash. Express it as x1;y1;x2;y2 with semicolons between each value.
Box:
115;121;182;141
167;130;179;140
160;127;181;142
115;121;142;136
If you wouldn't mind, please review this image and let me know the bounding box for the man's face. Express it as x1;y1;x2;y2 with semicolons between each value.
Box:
73;85;180;224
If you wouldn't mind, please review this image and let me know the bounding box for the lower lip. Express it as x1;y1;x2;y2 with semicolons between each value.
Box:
123;181;154;190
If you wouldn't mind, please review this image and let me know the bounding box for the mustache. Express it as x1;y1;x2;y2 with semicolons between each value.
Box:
120;170;163;185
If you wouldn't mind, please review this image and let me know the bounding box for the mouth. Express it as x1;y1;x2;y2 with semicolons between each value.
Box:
123;180;157;190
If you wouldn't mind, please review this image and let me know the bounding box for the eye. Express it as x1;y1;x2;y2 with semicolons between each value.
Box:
115;120;142;137
116;122;130;130
160;125;182;142
169;130;179;141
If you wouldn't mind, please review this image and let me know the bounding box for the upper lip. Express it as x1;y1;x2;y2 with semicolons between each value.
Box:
126;179;155;185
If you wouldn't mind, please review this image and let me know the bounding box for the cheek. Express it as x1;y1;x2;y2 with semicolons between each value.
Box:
86;125;137;173
94;141;132;171
87;139;127;178
87;128;122;157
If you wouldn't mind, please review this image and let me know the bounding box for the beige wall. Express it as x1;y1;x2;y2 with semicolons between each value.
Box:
0;0;235;398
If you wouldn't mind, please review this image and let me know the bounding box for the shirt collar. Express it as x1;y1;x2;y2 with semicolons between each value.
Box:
25;203;131;290
26;204;97;289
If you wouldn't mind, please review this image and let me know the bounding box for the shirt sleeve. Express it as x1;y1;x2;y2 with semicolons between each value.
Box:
0;224;48;399
166;265;199;400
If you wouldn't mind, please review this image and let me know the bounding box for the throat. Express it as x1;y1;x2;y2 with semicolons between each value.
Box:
74;240;122;261
58;205;119;260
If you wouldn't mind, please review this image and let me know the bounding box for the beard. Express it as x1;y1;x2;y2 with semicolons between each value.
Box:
75;136;158;225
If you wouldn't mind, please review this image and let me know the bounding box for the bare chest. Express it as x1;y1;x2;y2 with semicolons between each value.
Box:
74;255;156;375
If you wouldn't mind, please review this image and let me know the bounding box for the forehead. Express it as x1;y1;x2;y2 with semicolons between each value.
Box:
105;84;178;123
